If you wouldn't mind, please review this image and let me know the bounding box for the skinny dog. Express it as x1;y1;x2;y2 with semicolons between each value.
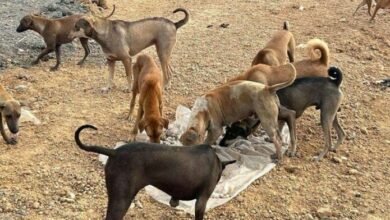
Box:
69;8;189;92
15;8;108;70
221;67;346;161
75;124;235;220
180;70;296;162
251;21;295;66
0;84;24;145
128;55;168;143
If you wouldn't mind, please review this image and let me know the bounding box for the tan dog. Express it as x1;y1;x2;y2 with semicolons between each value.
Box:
0;84;24;145
251;21;295;66
180;72;296;162
252;39;330;79
69;8;189;92
354;0;390;21
15;9;105;70
128;55;168;143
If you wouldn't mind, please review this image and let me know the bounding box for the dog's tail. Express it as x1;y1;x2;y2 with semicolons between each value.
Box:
103;5;116;18
283;21;289;30
306;38;329;66
75;124;116;157
221;160;236;169
328;66;343;87
173;8;189;29
267;63;297;92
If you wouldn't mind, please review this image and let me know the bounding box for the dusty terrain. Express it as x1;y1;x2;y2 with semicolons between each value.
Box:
0;0;389;219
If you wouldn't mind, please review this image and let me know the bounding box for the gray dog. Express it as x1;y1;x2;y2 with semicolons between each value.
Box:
221;67;346;161
75;124;235;220
69;8;189;92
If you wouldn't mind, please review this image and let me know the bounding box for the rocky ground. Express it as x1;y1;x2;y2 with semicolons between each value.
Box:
0;0;389;219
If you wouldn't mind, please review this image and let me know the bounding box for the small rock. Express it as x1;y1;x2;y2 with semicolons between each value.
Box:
339;18;347;22
299;5;305;11
360;127;368;135
32;202;40;209
347;132;356;140
332;156;342;164
67;191;76;200
220;23;229;28
316;207;334;218
347;168;360;175
135;200;143;209
285;165;299;174
46;3;58;12
15;84;28;92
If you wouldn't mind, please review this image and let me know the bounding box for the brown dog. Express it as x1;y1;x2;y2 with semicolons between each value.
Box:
128;55;168;143
252;38;330;79
180;70;296;162
0;84;24;145
15;8;108;70
354;0;390;21
251;21;295;66
69;8;189;92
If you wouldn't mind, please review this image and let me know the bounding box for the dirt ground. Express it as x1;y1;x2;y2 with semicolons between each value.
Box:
0;0;389;219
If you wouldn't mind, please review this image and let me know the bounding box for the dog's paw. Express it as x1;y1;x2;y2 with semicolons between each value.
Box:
286;150;299;157
101;87;112;93
31;60;39;65
270;153;281;163
50;66;59;71
76;60;85;66
6;138;17;145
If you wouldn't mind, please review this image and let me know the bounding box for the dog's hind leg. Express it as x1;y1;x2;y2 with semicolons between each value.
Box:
102;60;116;93
314;110;336;161
195;194;211;220
130;106;144;141
105;175;142;220
330;115;346;152
77;38;90;66
370;4;381;21
50;45;61;71
156;39;176;88
205;126;223;145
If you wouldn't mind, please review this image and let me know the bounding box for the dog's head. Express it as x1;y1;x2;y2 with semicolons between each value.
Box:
139;117;169;143
69;17;95;39
17;15;35;32
219;121;251;147
0;100;23;134
180;127;203;146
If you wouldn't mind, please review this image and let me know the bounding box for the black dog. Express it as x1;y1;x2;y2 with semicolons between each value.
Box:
220;67;346;161
75;124;235;220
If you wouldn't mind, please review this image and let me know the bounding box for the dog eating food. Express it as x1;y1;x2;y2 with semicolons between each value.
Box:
75;124;235;220
221;67;346;161
128;54;168;143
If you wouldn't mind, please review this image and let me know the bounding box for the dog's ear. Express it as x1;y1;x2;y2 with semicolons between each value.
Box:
138;120;146;132
161;118;169;129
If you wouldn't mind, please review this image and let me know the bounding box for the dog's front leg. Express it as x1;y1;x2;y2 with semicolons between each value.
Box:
32;47;54;65
127;91;138;120
102;59;116;93
129;107;143;141
205;126;223;145
122;57;132;93
50;45;61;71
77;38;90;66
0;114;16;145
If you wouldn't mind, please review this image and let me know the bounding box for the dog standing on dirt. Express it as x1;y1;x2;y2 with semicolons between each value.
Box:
75;124;235;220
128;54;168;143
180;69;296;162
0;84;24;145
251;21;295;66
15;9;105;70
354;0;390;21
221;67;346;161
69;8;189;92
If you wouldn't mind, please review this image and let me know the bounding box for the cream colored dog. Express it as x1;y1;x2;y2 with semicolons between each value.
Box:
180;73;296;161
